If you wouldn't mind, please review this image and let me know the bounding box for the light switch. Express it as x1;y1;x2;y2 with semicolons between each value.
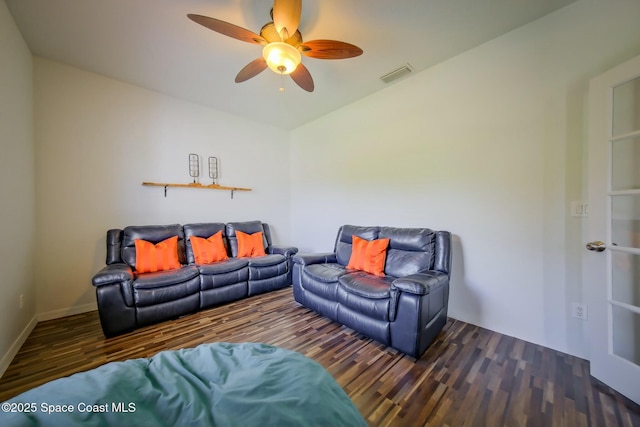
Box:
571;201;588;217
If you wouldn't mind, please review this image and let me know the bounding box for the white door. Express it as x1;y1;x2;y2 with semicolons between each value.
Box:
586;53;640;405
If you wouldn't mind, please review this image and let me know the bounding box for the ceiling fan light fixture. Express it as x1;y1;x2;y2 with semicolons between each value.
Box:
263;42;301;75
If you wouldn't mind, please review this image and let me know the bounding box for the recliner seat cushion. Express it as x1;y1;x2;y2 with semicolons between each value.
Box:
133;267;201;307
304;263;348;283
246;254;285;267
337;272;394;322
338;272;394;299
133;265;199;288
197;258;248;276
300;264;348;302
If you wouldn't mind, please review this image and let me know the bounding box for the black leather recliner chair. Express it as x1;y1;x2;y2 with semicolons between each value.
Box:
292;225;451;358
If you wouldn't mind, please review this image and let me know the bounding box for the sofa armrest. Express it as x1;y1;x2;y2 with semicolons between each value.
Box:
292;252;337;266
391;272;448;295
268;245;299;258
92;264;134;287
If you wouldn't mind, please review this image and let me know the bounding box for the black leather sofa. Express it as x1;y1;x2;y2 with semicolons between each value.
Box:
91;221;297;337
292;225;451;358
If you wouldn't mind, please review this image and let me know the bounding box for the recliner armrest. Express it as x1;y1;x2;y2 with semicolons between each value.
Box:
391;272;448;295
268;245;299;258
92;264;134;287
292;252;337;266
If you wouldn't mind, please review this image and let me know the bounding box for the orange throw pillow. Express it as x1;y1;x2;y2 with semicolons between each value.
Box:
346;235;390;276
134;236;181;274
236;231;266;257
190;231;229;264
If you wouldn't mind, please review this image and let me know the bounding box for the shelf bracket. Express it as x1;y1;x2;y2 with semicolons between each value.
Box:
164;185;168;198
231;189;234;199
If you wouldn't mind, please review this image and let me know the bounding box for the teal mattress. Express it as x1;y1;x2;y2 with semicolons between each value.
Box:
1;342;367;427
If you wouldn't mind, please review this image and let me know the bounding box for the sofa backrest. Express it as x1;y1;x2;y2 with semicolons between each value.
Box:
433;230;452;275
105;221;278;266
378;226;435;277
183;223;228;264
334;225;451;278
106;229;123;265
225;221;271;257
120;224;186;269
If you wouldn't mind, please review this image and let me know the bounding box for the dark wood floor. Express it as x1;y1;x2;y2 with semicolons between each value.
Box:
1;287;639;426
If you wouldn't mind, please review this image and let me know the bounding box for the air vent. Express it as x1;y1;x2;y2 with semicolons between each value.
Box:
380;64;412;83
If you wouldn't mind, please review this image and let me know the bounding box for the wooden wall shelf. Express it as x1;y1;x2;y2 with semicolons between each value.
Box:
142;182;251;198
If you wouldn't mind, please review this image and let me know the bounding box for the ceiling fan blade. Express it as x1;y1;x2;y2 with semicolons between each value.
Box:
235;58;268;83
290;63;314;92
273;0;301;40
300;40;363;59
188;14;265;45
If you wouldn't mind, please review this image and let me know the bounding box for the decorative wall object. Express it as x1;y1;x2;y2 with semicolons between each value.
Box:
188;153;200;183
209;156;219;185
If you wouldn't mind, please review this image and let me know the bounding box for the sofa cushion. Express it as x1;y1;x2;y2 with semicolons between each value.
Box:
246;254;285;267
304;263;348;283
134;236;181;274
337;274;394;322
338;272;394;299
334;225;379;266
122;224;185;268
134;276;201;308
183;223;228;264
198;255;249;292
346;236;389;276
300;264;346;302
197;258;248;275
133;265;200;288
190;232;229;264
378;227;435;277
226;221;270;257
236;231;267;257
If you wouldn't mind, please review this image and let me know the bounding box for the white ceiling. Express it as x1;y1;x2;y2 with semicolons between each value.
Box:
6;0;577;130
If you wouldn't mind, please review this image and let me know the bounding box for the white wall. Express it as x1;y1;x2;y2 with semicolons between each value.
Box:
33;58;291;318
0;0;37;374
290;0;640;357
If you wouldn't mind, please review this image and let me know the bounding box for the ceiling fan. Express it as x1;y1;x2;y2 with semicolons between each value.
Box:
187;0;363;92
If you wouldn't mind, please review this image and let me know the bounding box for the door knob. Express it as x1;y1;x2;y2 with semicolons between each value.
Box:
586;241;606;252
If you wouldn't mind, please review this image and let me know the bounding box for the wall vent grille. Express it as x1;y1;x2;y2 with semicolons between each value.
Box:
380;65;412;83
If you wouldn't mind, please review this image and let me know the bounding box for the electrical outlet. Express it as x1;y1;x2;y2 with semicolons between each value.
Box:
19;294;24;309
572;303;587;320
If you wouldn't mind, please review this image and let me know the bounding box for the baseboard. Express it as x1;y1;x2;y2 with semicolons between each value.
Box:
0;316;38;379
0;303;98;379
37;302;97;322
